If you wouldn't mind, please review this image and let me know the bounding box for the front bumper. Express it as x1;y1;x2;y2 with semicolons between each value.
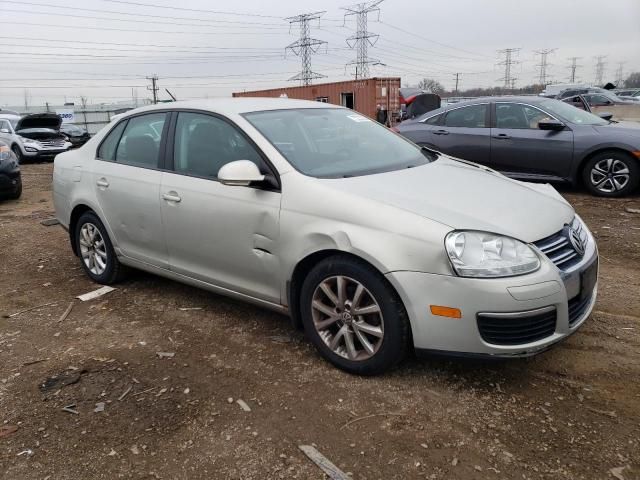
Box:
386;234;598;357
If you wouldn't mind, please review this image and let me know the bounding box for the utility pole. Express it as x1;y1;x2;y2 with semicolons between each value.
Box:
534;48;556;85
593;56;607;86
342;0;383;80
497;48;520;90
146;75;159;104
285;12;328;86
567;56;581;83
453;73;460;95
615;61;625;86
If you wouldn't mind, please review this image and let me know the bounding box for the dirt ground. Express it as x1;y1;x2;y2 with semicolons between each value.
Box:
1;163;639;480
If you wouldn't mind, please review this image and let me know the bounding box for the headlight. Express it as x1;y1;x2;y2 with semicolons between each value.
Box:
445;231;540;278
18;136;37;144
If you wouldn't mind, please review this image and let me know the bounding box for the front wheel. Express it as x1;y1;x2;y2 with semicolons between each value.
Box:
75;211;126;284
300;256;410;375
11;145;23;164
582;151;639;197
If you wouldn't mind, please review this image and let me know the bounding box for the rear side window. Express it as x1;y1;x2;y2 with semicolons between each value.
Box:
113;113;167;168
424;114;442;125
97;121;126;161
444;104;487;128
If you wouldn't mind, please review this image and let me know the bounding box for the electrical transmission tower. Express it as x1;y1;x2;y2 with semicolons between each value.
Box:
342;0;383;80
534;48;556;85
593;56;607;85
615;61;626;86
285;12;328;86
497;48;520;90
146;74;159;104
567;57;581;83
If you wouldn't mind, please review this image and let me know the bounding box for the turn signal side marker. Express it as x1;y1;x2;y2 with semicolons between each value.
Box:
632;151;640;158
430;305;462;319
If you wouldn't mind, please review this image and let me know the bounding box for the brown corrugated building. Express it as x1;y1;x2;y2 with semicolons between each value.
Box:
233;77;401;123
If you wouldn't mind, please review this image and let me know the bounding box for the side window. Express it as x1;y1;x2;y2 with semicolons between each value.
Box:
496;103;552;129
114;113;167;168
173;112;263;179
97;121;127;161
588;94;611;105
424;114;442;125
444;104;487;128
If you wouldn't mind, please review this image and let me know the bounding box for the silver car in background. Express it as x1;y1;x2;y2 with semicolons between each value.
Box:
53;99;598;375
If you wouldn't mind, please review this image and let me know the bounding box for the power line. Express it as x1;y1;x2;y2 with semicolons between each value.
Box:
342;0;383;79
453;73;461;95
594;55;607;85
100;0;284;19
534;48;556;85
497;48;521;89
285;12;328;86
567;56;582;83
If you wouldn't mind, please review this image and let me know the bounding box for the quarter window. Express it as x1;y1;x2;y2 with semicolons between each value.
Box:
114;113;167;168
424;114;442;125
495;103;553;129
173;112;263;179
444;104;487;128
97;120;127;161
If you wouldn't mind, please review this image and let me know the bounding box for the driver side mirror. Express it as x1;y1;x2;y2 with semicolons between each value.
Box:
218;160;265;187
538;119;565;131
598;112;613;121
0;128;9;134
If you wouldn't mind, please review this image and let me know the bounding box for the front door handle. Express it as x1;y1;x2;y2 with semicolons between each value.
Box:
433;129;449;135
162;192;182;203
492;134;511;140
96;178;109;188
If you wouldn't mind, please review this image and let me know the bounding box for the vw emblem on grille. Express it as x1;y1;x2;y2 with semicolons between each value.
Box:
568;227;585;256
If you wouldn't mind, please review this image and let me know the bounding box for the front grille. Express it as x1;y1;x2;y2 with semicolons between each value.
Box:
534;217;588;270
477;308;557;346
38;139;66;148
568;295;592;327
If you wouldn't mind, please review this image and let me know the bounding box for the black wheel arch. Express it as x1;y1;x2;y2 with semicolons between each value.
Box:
69;204;95;256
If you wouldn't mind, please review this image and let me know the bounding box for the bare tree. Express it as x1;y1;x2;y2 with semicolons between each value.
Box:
417;78;445;94
624;72;640;88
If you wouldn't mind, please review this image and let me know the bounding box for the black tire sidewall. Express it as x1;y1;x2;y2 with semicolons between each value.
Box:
75;212;119;284
300;256;409;375
582;152;639;197
11;145;22;164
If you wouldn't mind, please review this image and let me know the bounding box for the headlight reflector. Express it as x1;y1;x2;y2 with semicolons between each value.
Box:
445;231;540;278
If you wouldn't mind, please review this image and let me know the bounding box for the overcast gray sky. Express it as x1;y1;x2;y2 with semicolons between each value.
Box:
1;0;639;107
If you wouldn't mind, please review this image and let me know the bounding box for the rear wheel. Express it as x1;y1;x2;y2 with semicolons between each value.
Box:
582;151;639;197
300;255;410;375
11;145;23;164
75;211;126;284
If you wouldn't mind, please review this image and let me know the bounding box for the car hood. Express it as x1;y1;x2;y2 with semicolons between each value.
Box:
318;156;574;243
15;113;61;131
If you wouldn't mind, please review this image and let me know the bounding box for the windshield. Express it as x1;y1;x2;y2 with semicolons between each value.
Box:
540;99;609;126
243;108;432;177
62;124;83;133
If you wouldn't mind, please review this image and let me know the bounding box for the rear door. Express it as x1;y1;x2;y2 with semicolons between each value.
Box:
489;102;574;178
92;112;169;268
429;103;491;164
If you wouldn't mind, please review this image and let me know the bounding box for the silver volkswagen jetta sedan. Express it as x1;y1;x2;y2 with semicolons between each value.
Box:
53;98;598;375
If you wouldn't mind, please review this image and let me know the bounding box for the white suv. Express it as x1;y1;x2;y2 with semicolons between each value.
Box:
0;113;72;163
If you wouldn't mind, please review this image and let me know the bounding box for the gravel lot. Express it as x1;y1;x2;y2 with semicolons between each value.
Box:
1;163;639;480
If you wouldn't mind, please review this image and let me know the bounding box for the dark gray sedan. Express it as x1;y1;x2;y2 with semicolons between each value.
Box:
395;96;640;197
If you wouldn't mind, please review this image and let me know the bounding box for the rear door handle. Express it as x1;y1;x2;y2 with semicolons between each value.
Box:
433;129;449;135
96;178;109;188
492;134;511;139
162;192;182;203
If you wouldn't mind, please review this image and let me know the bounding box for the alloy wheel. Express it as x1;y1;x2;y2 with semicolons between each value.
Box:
311;275;384;361
79;223;108;276
590;158;630;193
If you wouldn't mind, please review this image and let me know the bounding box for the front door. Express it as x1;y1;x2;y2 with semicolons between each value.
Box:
490;102;574;178
430;103;491;164
92;112;169;268
160;111;282;303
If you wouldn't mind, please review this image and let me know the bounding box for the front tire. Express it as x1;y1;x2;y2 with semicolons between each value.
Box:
75;211;126;284
582;151;639;197
8;182;21;200
300;255;410;375
11;145;23;164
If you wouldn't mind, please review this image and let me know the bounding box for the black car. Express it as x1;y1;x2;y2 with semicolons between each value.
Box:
60;123;91;147
0;140;21;199
395;96;640;197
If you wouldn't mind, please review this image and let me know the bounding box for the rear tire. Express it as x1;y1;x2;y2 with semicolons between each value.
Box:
300;255;410;375
8;182;21;200
75;211;126;284
582;151;639;197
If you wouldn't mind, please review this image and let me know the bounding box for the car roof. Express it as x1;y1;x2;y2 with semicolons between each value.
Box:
0;114;20;120
118;97;343;119
420;96;554;118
